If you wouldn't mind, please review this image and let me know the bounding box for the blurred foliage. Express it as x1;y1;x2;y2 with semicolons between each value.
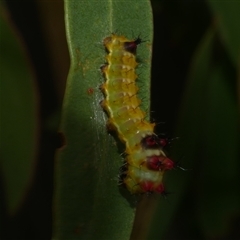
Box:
0;5;38;216
149;1;240;239
0;0;239;239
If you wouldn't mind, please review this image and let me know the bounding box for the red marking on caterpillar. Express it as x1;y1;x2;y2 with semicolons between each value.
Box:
140;182;165;194
123;36;143;54
146;156;174;171
101;34;174;194
141;135;169;148
159;138;168;147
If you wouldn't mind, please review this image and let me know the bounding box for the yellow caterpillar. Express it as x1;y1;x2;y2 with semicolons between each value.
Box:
101;34;174;194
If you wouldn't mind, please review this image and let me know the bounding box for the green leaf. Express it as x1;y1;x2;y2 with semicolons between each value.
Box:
53;0;153;239
0;12;38;215
175;27;240;238
194;40;240;239
207;0;240;65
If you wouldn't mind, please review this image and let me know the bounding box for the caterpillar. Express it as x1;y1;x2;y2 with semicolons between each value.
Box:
100;34;174;194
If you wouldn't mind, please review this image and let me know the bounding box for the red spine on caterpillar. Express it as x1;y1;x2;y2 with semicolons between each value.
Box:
123;37;143;54
146;156;174;171
101;34;173;194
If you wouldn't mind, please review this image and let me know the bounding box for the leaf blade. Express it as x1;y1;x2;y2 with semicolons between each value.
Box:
54;0;153;239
